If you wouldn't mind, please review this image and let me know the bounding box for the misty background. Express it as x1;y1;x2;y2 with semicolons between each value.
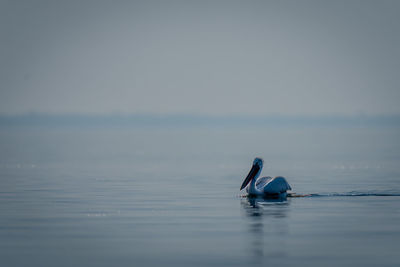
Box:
1;2;400;267
1;0;400;117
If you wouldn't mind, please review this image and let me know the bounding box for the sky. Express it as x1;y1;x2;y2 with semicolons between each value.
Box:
1;0;399;116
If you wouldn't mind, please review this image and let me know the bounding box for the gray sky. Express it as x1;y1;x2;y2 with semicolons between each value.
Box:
1;0;399;116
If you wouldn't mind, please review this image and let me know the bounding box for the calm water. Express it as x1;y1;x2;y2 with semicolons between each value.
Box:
1;125;400;266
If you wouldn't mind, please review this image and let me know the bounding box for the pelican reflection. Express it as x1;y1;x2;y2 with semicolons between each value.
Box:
240;196;290;263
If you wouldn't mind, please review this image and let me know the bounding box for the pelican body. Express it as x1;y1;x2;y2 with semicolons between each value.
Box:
240;158;291;198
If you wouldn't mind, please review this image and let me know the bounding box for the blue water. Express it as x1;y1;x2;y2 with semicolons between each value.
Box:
1;125;400;266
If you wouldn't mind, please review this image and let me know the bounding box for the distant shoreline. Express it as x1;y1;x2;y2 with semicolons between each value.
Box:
1;113;399;128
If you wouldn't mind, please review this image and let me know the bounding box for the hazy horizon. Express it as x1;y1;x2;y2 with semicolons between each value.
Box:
1;0;400;116
1;112;400;129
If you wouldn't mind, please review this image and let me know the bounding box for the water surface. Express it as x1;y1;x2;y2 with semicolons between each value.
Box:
1;125;399;266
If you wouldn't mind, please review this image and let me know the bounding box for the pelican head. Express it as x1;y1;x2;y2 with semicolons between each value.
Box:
240;157;264;190
253;157;264;167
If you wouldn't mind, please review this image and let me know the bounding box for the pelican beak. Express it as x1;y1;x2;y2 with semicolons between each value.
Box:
240;164;260;190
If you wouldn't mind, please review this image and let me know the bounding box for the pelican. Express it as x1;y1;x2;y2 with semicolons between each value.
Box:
240;157;292;198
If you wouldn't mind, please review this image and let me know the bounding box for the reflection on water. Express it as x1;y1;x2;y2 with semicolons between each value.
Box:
241;197;290;265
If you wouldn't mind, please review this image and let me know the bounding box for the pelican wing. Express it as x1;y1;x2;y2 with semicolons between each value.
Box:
245;176;272;193
263;176;292;194
256;176;272;189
